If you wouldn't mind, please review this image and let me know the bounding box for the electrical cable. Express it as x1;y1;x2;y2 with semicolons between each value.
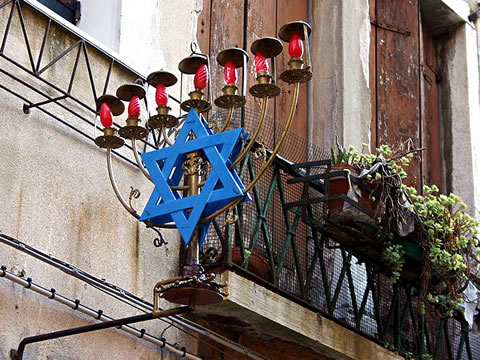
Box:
0;265;201;360
0;232;268;360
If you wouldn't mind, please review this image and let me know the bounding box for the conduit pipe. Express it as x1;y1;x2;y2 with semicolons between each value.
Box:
0;233;269;360
0;266;201;360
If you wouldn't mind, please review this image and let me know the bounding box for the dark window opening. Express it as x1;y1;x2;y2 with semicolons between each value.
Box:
38;0;81;24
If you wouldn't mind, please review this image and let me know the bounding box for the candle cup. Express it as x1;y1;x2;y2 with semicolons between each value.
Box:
94;126;125;149
178;55;211;113
146;70;180;128
215;47;248;109
116;84;149;140
249;37;282;99
94;96;125;149
278;21;313;84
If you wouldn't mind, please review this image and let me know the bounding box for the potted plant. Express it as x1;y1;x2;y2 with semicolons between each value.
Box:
328;141;414;218
327;140;480;313
400;184;480;312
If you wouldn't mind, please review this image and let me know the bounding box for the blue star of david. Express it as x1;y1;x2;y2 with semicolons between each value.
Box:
140;109;249;245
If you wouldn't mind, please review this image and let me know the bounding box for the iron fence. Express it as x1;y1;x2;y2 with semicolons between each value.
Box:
202;110;479;359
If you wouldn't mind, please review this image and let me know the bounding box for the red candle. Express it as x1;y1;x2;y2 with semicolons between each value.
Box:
100;102;113;127
289;33;303;58
155;84;168;106
224;61;237;85
128;96;141;118
254;52;269;74
194;64;208;90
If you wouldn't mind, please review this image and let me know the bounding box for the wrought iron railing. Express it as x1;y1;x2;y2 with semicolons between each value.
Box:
201;125;479;359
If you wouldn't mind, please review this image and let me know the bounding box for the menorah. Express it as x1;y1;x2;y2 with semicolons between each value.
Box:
94;21;312;310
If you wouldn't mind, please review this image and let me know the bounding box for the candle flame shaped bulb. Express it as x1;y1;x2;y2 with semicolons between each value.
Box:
224;60;237;85
128;95;141;118
100;102;113;127
194;64;208;91
155;84;168;106
254;52;269;74
289;33;304;58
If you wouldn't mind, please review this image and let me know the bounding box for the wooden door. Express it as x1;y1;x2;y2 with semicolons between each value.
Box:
197;0;308;143
370;0;442;190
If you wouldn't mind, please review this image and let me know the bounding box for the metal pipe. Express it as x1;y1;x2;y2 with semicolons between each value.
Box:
200;82;300;223
0;234;267;360
106;148;139;218
161;125;174;146
131;138;153;182
0;267;200;360
219;106;234;132
230;96;268;168
14;313;156;360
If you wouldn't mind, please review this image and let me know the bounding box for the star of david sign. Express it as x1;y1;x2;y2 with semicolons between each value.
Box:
140;109;249;245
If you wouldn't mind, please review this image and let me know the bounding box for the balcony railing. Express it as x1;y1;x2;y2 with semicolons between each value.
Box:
202;110;479;360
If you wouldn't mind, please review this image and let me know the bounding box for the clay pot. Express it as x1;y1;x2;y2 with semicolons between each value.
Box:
327;164;380;217
327;164;359;216
231;247;273;282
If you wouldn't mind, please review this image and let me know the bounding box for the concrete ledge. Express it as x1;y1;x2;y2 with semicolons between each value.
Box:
192;271;402;360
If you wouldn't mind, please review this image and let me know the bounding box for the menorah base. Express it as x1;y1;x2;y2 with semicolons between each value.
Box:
161;283;224;306
155;272;227;306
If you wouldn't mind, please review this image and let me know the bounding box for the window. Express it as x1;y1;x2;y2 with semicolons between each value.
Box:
37;0;81;24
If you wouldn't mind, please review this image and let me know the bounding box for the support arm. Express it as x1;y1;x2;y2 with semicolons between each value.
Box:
12;307;191;360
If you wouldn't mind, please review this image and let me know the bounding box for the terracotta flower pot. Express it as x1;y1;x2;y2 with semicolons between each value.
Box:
231;247;273;282
327;164;358;216
327;164;380;218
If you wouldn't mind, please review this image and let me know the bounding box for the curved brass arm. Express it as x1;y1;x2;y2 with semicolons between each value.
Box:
219;106;234;133
131;138;153;183
107;148;140;219
230;96;268;168
200;82;300;223
161;125;174;146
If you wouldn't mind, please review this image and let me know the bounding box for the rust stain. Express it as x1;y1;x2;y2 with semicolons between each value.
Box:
132;222;140;293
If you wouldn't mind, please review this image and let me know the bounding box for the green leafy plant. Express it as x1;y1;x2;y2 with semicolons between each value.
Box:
402;184;480;312
330;140;480;314
330;140;415;179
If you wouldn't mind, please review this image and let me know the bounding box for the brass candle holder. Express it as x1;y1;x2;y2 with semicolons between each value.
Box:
214;47;248;109
94;95;125;149
249;37;283;98
93;20;313;308
146;70;179;128
179;54;211;113
116;84;149;140
279;21;313;84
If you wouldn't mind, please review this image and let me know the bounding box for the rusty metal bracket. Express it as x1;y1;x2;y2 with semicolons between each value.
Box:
370;20;411;36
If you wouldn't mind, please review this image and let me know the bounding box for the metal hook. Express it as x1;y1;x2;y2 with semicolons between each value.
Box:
147;225;168;248
190;41;199;55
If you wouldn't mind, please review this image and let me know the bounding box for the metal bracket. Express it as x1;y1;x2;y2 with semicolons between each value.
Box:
10;307;190;360
370;20;411;36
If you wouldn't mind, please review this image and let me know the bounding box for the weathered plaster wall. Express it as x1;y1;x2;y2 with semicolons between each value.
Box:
0;1;201;359
438;23;480;217
310;0;371;151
